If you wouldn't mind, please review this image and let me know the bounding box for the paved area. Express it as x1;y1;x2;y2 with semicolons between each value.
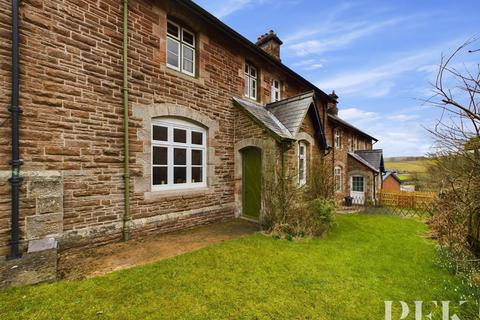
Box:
58;219;259;280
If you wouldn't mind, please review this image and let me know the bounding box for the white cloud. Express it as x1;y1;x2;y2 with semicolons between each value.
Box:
341;111;433;156
316;49;436;97
387;114;419;121
292;58;325;71
286;17;408;56
209;0;253;18
339;108;379;122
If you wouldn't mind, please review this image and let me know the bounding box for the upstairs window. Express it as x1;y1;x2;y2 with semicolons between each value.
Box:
334;128;342;149
334;166;343;192
348;136;354;152
167;20;195;76
298;142;307;186
244;63;257;100
271;79;281;102
152;118;206;191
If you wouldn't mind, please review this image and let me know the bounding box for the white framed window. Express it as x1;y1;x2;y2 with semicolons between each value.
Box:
167;20;196;76
271;79;281;102
298;142;307;186
244;63;257;100
334;128;342;149
352;176;365;192
334;166;343;192
151;118;206;191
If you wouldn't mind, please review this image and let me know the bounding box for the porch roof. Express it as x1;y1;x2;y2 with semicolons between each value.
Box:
348;151;381;173
233;97;294;141
266;91;315;137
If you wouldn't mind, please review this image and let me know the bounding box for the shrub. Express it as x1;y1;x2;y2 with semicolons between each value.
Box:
261;148;336;240
309;198;336;235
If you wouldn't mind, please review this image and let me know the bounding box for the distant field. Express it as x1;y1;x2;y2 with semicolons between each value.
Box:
384;159;434;173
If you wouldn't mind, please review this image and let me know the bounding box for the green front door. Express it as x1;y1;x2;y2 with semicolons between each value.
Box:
242;147;262;219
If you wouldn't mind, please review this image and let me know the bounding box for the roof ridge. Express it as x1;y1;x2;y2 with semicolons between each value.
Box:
266;91;315;109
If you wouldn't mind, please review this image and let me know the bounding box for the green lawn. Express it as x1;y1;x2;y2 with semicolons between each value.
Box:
0;215;468;319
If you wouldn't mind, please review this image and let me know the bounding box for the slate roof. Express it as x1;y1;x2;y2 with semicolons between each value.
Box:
348;152;379;173
266;91;315;137
328;114;378;142
232;97;294;140
348;149;385;173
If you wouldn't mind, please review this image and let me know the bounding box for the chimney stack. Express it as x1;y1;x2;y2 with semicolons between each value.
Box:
256;30;283;61
327;90;339;116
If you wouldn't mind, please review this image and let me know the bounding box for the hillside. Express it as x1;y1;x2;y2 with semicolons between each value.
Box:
384;158;434;173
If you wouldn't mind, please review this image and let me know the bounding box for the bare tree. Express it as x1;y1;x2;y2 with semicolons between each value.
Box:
426;39;480;255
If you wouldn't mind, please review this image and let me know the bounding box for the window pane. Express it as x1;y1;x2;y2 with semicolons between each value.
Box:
182;30;194;46
174;167;187;184
153;126;168;141
192;167;203;183
167;38;179;68
167;22;179;38
153;147;168;165
251;79;256;98
192;150;203;165
244;75;249;96
299;159;305;179
153;167;168;185
245;64;249;74
192;131;203;145
173;128;186;143
250;66;256;77
183;59;194;74
183;46;194;60
174;148;187;165
299;145;305;155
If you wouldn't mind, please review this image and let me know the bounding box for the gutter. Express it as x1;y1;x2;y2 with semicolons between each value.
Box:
8;0;22;259
122;0;131;241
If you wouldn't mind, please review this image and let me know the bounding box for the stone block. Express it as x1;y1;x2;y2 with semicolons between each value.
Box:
28;238;58;253
0;249;57;288
36;196;63;214
28;179;63;198
25;213;63;240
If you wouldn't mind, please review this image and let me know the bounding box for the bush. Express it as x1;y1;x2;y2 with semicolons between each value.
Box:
309;198;336;235
261;151;336;240
267;198;336;240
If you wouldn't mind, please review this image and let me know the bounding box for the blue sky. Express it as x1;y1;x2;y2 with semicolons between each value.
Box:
194;0;479;157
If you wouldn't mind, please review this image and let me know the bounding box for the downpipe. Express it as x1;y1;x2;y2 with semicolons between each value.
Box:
8;0;23;259
122;0;131;241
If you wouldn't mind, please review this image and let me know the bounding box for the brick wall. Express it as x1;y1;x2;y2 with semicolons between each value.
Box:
382;176;400;192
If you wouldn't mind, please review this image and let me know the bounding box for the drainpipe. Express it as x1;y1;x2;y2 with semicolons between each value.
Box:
122;0;131;241
8;0;22;259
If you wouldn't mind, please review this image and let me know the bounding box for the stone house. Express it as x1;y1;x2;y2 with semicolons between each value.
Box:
0;0;383;259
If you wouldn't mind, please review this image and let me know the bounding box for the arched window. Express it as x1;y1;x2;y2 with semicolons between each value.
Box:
334;166;343;192
298;142;307;186
151;118;206;191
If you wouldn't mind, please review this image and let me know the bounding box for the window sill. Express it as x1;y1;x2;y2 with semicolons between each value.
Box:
165;67;204;85
144;186;211;201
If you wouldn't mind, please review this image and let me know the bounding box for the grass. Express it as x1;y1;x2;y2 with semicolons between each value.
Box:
0;214;469;319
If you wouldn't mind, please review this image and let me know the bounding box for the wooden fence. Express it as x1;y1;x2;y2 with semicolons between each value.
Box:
379;191;437;210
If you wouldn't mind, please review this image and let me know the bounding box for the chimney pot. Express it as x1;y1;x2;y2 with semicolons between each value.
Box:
255;30;283;61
